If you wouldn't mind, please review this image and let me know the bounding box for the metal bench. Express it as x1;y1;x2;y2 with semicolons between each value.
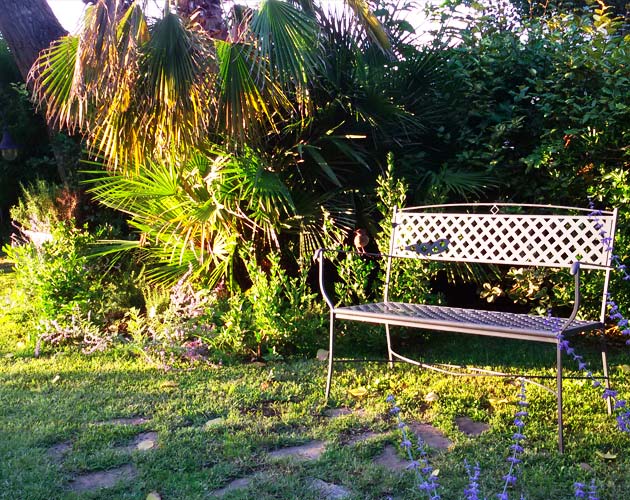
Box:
315;203;618;452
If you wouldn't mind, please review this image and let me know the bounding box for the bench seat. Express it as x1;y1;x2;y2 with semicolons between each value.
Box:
333;302;602;343
316;203;618;452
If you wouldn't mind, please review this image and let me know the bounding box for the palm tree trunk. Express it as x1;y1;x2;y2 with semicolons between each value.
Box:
0;0;66;81
177;0;227;39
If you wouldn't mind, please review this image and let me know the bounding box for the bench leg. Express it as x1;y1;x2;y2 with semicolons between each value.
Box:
602;338;612;415
385;324;393;369
325;311;335;402
557;344;564;453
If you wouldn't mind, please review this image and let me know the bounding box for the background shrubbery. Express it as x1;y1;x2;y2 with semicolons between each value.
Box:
1;0;628;362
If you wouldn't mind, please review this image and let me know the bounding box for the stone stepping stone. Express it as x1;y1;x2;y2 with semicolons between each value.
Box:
268;440;326;461
113;431;159;453
94;417;150;426
309;478;351;499
407;422;452;450
47;441;72;463
455;417;490;437
210;476;254;497
68;464;137;492
373;444;408;471
131;431;159;451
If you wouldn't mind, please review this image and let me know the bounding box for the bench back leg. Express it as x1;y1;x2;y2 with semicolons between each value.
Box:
325;311;335;402
602;339;612;415
557;345;564;453
385;324;394;369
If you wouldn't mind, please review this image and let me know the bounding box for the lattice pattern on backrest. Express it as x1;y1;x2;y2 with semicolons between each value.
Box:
390;205;616;269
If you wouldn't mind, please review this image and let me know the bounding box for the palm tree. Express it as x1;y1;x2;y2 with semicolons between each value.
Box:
27;0;487;288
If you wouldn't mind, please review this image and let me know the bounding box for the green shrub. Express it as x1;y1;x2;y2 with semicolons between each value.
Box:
3;220;144;353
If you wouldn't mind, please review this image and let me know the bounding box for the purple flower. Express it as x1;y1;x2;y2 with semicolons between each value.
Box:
602;388;618;399
574;482;586;498
407;460;420;470
386;395;441;499
464;460;481;500
588;480;599;500
502;472;517;484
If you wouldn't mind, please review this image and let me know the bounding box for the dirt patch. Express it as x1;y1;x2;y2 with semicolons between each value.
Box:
324;408;366;418
346;431;381;446
47;441;72;463
68;464;137;492
129;431;158;451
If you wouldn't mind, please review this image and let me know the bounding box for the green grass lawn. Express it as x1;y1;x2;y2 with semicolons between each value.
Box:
2;270;630;499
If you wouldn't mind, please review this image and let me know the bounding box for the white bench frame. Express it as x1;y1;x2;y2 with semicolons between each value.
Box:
315;203;618;452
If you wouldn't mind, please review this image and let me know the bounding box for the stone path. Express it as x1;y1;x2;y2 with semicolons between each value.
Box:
47;416;155;494
211;476;256;498
268;440;327;461
68;464;138;493
408;422;452;449
455;416;490;436
47;409;490;498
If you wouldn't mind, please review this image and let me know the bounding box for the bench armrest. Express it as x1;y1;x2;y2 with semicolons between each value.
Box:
314;248;335;309
560;261;583;336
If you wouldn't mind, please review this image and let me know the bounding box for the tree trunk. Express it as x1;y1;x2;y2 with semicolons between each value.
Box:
177;0;227;40
0;0;66;81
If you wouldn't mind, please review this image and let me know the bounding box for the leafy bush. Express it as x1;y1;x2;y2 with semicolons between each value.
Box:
4;223;102;321
217;250;326;359
3;217;144;353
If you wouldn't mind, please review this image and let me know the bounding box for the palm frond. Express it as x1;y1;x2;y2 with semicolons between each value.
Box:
421;165;499;200
29;35;83;130
345;0;393;57
214;39;291;143
250;0;321;92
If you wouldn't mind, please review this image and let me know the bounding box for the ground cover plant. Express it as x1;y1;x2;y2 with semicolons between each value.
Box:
1;0;630;498
2;264;630;500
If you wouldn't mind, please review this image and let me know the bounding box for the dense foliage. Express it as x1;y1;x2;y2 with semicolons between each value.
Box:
1;0;628;359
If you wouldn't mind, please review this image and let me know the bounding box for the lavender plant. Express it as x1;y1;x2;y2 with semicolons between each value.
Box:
554;202;630;432
574;479;599;500
496;380;528;500
386;394;441;499
387;384;529;500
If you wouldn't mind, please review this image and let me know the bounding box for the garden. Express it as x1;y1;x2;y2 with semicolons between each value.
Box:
1;0;630;498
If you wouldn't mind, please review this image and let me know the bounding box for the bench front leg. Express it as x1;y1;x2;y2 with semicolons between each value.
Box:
557;343;564;454
325;311;335;402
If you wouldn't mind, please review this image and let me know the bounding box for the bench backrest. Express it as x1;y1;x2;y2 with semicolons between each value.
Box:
385;203;618;321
